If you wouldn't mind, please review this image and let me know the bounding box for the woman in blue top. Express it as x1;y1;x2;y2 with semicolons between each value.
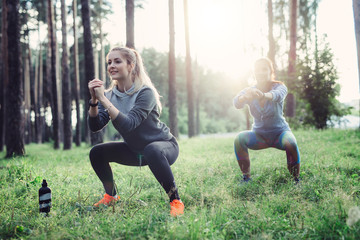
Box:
233;57;300;183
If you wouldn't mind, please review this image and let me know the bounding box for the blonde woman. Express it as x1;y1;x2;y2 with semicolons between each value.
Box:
88;47;184;216
233;57;300;184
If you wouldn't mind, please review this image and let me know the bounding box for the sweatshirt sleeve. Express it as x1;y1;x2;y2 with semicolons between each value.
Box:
269;83;288;102
112;88;156;134
233;87;250;109
88;102;111;132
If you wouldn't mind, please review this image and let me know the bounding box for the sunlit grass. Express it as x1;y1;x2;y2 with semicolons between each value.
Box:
0;129;359;239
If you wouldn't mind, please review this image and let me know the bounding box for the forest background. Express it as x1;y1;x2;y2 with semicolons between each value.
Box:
0;0;359;156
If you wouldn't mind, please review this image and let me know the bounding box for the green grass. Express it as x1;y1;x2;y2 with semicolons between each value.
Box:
0;129;359;239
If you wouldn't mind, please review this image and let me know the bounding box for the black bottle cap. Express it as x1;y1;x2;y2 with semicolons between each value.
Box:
42;179;47;187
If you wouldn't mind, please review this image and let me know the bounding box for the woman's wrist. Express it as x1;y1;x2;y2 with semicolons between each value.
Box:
97;95;107;104
238;95;248;102
263;92;272;100
89;99;98;107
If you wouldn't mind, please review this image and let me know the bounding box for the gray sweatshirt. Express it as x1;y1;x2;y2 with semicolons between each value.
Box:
233;83;290;135
88;85;173;153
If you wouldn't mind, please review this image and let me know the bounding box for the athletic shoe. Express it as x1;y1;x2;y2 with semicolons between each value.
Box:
170;199;184;217
294;178;300;185
93;193;120;207
241;175;252;183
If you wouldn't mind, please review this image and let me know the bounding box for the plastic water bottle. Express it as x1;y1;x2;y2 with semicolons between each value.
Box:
39;179;51;214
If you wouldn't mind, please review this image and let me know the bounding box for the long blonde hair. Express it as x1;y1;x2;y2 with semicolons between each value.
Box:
106;47;162;112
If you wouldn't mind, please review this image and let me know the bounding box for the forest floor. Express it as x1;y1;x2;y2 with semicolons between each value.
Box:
0;129;359;239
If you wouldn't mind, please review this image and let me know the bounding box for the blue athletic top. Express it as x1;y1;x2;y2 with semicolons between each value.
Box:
88;85;173;153
233;83;290;135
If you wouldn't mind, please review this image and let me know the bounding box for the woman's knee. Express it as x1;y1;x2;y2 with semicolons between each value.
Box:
234;131;252;149
89;145;102;164
283;139;298;151
284;141;300;165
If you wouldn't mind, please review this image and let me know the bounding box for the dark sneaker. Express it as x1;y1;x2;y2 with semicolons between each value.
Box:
240;175;252;183
294;178;300;185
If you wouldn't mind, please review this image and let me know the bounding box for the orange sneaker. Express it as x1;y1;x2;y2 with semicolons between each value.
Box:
93;193;120;207
170;199;184;217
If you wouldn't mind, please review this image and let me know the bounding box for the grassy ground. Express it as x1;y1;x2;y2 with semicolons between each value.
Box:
0;129;359;239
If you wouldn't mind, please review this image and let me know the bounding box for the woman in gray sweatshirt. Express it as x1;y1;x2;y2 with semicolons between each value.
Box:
88;47;183;217
233;57;300;183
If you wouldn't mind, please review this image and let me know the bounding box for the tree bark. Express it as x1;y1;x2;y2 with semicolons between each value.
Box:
168;0;179;138
126;0;135;49
99;0;107;86
73;0;81;146
28;44;36;143
81;0;103;145
353;0;360;94
286;0;297;118
183;0;195;137
0;0;8;151
267;0;276;67
61;0;72;149
24;52;31;144
37;24;44;144
353;0;360;128
55;5;63;143
34;39;40;143
6;0;25;157
47;0;60;149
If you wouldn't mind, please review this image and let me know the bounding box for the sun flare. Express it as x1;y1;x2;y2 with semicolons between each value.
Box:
188;0;269;80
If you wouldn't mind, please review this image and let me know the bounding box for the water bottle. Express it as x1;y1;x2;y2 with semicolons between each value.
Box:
39;179;51;214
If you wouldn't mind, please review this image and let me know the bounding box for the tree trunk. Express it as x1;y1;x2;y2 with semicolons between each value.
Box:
168;0;179;138
22;6;32;144
29;44;36;143
81;0;103;145
47;0;60;149
6;0;25;157
353;0;360;94
126;0;135;49
1;0;8;151
267;0;276;67
99;0;106;85
37;31;44;144
61;0;72;150
286;0;297;118
194;60;200;135
353;0;360;128
55;5;63;144
183;0;195;137
73;0;81;146
24;52;31;144
34;40;40;143
94;50;99;79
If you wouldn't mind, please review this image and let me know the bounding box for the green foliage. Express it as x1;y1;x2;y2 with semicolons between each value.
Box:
0;130;359;239
298;38;351;129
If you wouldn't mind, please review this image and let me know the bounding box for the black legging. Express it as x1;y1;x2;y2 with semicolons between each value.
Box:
89;137;179;199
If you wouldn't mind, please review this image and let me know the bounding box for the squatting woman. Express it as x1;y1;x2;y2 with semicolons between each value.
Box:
233;57;300;183
88;47;184;216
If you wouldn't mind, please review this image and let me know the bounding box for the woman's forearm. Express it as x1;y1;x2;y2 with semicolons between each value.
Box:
98;97;120;120
263;92;273;100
